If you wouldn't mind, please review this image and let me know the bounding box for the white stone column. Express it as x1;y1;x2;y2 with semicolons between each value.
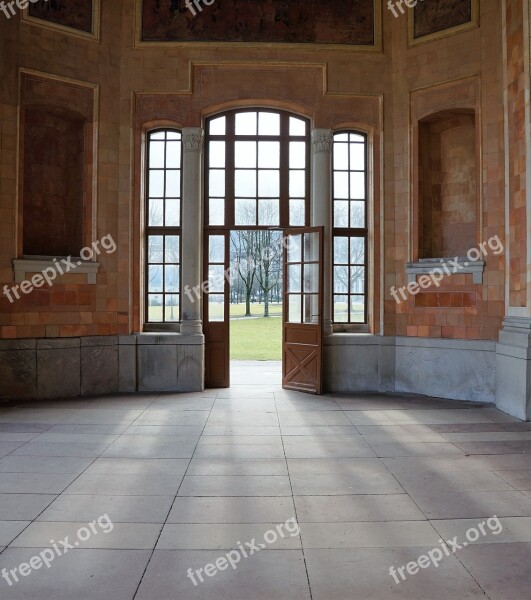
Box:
180;127;204;335
311;129;333;336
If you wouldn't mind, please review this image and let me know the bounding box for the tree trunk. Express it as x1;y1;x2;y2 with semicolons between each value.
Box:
263;272;270;317
245;290;252;316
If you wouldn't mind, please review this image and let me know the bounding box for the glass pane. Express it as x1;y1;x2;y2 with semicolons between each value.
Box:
334;295;348;322
165;171;181;197
350;143;365;171
148;199;163;226
350;296;365;323
148;265;163;292
235;170;257;196
147;235;163;263
235;112;257;135
334;133;348;142
334;201;348;228
303;295;319;324
289;199;305;226
258;199;279;226
258;142;279;168
304;232;319;262
209;265;226;293
350;201;365;228
333;142;349;171
209;169;225;196
209;198;225;226
209;116;226;135
351;266;365;294
235;198;256;226
334;172;349;199
165;141;181;168
288;294;302;323
350;133;365;143
166;131;180;140
350;237;365;264
287;234;302;263
209;141;226;168
258;112;280;136
258;170;279;197
149;141;165;168
150;131;165;140
304;263;319;293
350;172;365;199
290;142;306;169
164;295;179;322
148;294;163;322
290;117;306;136
334;266;348;293
165;235;180;263
209;294;225;321
334;237;348;264
289;170;305;197
149;170;164;197
288;264;301;293
165;199;180;227
235;142;257;168
209;235;225;263
165;265;179;293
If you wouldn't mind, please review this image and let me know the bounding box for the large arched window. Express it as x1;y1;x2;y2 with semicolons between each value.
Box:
145;129;182;324
205;109;310;229
332;131;368;324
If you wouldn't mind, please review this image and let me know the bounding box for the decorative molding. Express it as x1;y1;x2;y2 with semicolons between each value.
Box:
13;258;100;284
312;129;333;154
406;259;485;285
182;128;204;153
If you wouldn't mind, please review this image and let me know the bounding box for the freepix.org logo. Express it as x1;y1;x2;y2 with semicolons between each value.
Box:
1;0;47;21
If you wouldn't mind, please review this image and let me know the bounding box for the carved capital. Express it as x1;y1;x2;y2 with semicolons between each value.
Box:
312;129;333;154
182;127;204;153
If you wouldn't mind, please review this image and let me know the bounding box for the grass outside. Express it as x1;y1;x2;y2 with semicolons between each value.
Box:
230;315;282;360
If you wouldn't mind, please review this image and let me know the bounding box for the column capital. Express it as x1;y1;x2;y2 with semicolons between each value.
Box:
182;127;204;153
311;129;333;154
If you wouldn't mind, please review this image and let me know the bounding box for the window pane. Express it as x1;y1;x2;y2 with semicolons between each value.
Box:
209;116;226;135
288;264;301;293
288;294;302;323
235;142;256;168
290;117;306;136
149;141;165;168
350;201;365;228
235;170;257;196
350;296;365;322
165;199;180;227
258;170;279;197
150;131;165;140
165;235;180;263
258;199;279;226
258;142;279;168
148;265;162;292
258;112;280;136
209;169;225;196
350;237;365;264
209;235;225;263
209;294;225;321
303;295;319;324
164;295;179;322
350;143;365;171
350;172;365;199
334;201;348;227
287;234;302;263
149;170;164;197
350;133;365;143
333;143;349;170
289;199;305;226
351;266;365;293
334;295;348;322
334;237;348;264
334;133;348;142
289;170;305;197
209;198;225;226
165;141;181;168
334;172;349;199
304;263;319;293
235;198;256;226
209;265;226;293
165;265;179;293
166;131;180;140
209;141;226;168
165;171;181;197
147;235;163;262
148;295;163;322
334;266;348;293
235;112;257;135
290;142;306;168
148;199;164;226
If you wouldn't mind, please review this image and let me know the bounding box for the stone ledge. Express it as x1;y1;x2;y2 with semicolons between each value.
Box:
406;258;485;284
13;258;100;284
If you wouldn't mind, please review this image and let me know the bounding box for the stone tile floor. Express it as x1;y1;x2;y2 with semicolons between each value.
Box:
0;367;530;598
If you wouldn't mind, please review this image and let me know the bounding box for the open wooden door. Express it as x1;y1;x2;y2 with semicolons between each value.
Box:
282;227;324;394
204;231;230;388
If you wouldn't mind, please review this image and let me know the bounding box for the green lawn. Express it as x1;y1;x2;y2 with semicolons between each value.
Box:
230;316;282;360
